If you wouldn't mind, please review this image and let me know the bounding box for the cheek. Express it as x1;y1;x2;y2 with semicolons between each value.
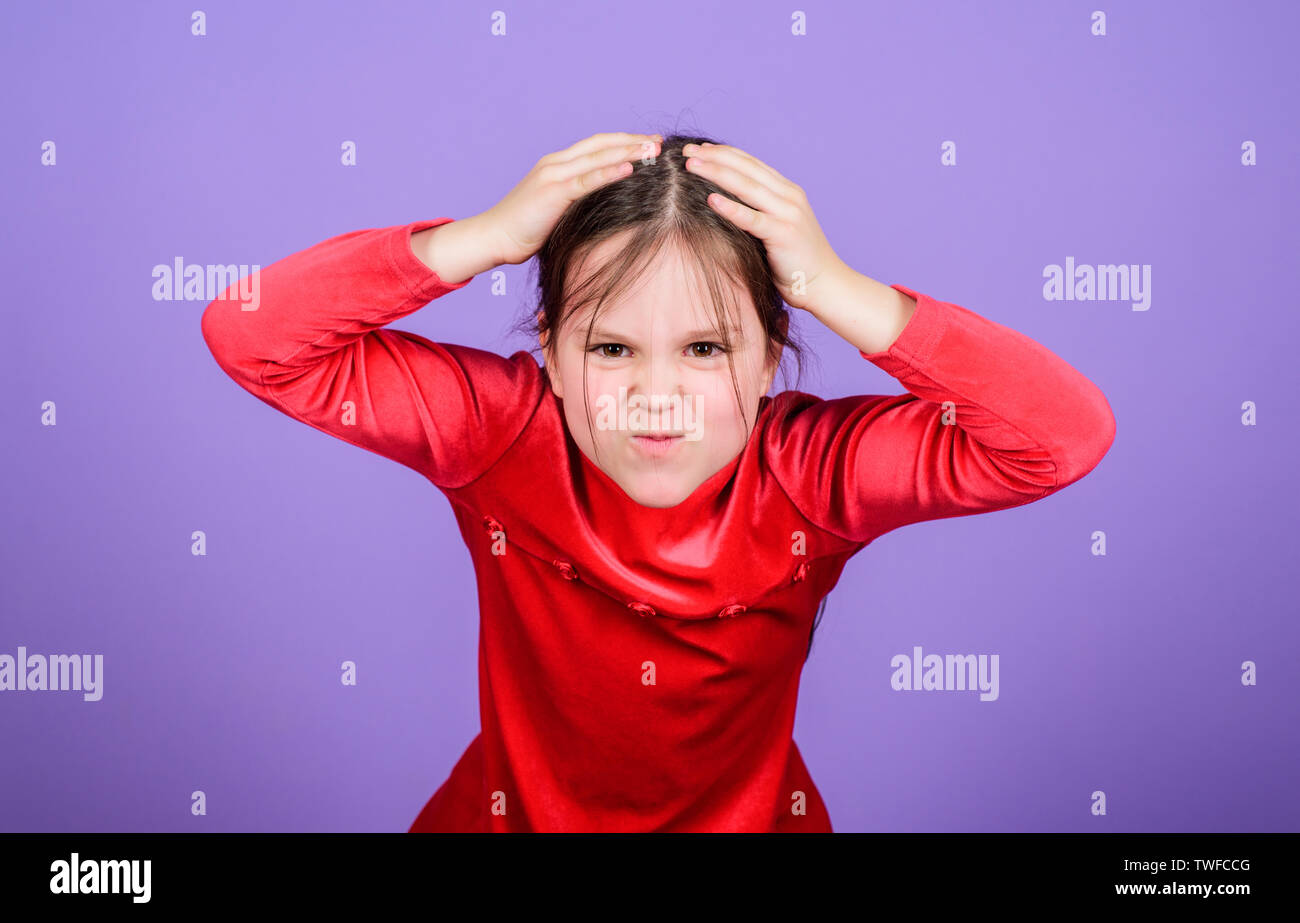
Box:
581;367;624;417
694;392;746;446
558;353;606;401
566;365;625;445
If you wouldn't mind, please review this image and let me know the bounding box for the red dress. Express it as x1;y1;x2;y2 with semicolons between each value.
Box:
201;218;1116;832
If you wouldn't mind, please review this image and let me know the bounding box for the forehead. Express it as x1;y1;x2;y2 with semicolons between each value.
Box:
564;232;757;335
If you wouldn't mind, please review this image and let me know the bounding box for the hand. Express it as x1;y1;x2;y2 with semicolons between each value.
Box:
481;132;663;266
682;142;846;311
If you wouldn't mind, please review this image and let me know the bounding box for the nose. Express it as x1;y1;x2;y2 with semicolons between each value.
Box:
626;353;686;426
631;347;683;393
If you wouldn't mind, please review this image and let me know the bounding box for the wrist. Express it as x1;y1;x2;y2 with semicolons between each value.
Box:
800;260;858;316
462;210;510;270
412;214;502;284
802;263;916;355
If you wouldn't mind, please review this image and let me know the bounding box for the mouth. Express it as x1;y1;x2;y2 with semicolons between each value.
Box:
630;433;685;457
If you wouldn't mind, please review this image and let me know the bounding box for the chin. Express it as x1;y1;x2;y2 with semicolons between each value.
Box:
622;477;691;509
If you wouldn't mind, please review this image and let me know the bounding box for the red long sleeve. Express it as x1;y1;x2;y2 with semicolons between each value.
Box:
764;284;1117;543
200;218;546;489
201;220;1115;832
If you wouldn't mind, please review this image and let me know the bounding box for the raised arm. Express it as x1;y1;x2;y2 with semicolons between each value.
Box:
201;133;665;489
766;283;1117;543
200;217;546;489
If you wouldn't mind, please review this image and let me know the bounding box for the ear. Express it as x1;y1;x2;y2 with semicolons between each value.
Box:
761;357;779;396
538;310;563;398
762;314;789;393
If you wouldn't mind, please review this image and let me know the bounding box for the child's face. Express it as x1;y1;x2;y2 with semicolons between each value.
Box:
542;234;780;509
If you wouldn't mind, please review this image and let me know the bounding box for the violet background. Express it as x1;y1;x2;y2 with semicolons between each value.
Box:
2;0;1297;831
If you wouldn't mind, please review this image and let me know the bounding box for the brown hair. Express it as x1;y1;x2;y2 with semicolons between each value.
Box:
512;129;826;659
513;131;813;466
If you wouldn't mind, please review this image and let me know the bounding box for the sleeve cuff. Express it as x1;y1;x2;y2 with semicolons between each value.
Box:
386;218;478;301
858;283;949;373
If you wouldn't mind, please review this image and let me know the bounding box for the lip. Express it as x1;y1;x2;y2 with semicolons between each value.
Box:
630;434;685;457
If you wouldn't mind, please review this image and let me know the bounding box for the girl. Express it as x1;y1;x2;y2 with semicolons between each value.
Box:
201;131;1116;832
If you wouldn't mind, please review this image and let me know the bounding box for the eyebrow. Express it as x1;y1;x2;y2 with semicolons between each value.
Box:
589;326;744;343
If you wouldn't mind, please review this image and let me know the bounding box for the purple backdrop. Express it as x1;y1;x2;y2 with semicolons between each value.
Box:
2;0;1297;832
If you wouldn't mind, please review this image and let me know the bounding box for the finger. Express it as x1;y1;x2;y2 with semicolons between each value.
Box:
571;152;641;196
684;153;796;222
704;190;770;237
687;144;801;206
553;132;663;164
558;139;661;184
695;143;796;195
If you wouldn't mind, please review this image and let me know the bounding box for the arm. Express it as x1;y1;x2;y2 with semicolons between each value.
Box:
200;217;547;489
767;279;1117;543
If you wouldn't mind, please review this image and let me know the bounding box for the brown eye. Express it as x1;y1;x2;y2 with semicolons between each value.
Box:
590;344;627;358
690;342;727;358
